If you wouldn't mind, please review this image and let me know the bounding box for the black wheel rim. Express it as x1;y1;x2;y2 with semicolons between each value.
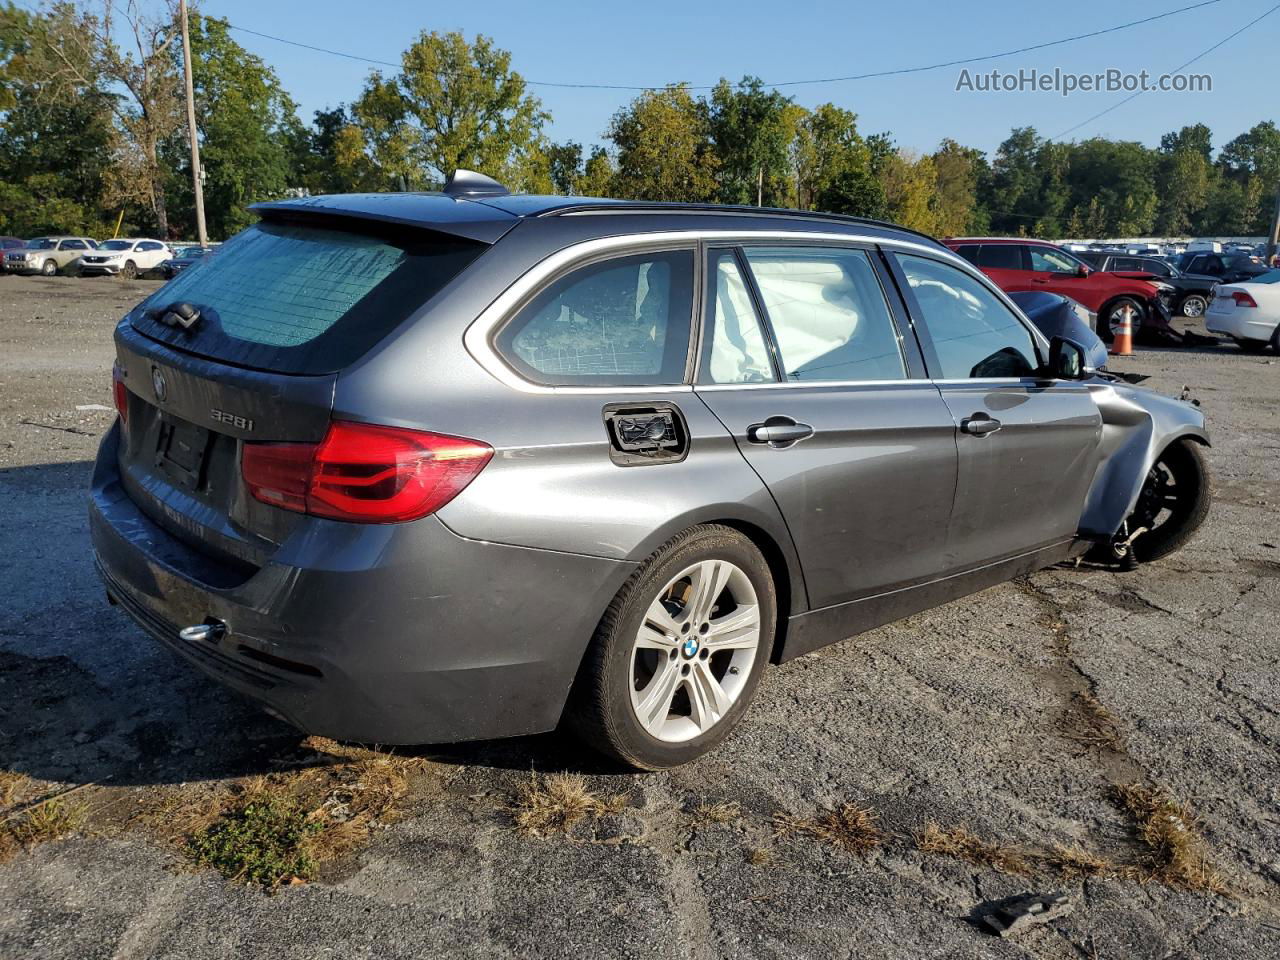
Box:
1132;456;1194;540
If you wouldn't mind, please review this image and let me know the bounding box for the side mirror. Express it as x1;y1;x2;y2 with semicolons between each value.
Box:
1048;336;1095;380
1076;264;1090;278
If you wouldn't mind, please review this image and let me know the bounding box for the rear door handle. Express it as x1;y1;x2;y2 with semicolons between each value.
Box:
961;414;1002;436
747;417;814;447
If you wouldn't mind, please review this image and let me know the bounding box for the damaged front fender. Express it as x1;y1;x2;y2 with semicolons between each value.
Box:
1078;381;1209;539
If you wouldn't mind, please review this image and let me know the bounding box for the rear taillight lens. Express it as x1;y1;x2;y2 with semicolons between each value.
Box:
112;364;129;431
241;422;493;524
1231;291;1258;308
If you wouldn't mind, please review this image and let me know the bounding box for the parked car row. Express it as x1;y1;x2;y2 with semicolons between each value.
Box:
1;236;217;279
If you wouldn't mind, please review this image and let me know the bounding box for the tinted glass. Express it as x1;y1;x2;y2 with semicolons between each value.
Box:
30;238;56;249
703;251;773;384
1029;246;1080;273
953;245;980;265
498;250;694;386
131;221;483;374
1141;259;1172;276
743;246;906;382
897;254;1039;379
101;240;132;251
976;245;1023;270
60;239;87;250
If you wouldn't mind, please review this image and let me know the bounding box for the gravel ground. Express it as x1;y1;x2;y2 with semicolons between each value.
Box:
1;273;1278;959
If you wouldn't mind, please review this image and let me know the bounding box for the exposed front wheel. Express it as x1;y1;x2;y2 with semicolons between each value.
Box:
567;525;776;770
1128;439;1212;563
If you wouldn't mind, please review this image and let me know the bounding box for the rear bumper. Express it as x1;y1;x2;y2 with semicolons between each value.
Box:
1206;308;1276;341
90;424;636;744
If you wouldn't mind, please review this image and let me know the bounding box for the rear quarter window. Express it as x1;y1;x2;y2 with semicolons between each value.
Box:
130;221;483;374
495;250;695;386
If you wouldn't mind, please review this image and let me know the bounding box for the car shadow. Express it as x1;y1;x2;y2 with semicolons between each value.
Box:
0;460;618;793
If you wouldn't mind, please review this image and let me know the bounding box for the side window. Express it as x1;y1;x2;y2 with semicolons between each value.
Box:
742;246;907;382
138;241;161;251
496;250;694;386
702;250;774;384
1028;246;1080;273
60;239;86;251
976;244;1023;270
897;254;1040;380
953;245;980;265
1143;259;1171;277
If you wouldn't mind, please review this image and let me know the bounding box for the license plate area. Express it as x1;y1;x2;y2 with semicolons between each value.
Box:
155;414;213;491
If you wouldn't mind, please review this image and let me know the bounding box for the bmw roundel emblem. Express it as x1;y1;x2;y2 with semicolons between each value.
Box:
682;637;699;659
151;367;167;403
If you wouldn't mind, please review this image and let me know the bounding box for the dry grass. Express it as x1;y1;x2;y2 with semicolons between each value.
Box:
1;798;89;862
916;823;1032;876
174;744;426;886
1064;691;1124;750
693;800;742;825
1041;843;1119;880
774;803;885;855
745;846;775;867
0;771;32;807
1113;783;1228;895
510;773;627;838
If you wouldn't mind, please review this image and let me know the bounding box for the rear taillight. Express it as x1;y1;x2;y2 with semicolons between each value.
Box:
241;422;493;524
112;364;129;431
1231;291;1258;308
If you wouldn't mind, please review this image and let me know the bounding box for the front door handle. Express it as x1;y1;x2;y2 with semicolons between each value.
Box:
746;417;814;447
961;414;1002;436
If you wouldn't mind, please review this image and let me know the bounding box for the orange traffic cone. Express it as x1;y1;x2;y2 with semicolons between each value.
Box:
1109;304;1135;357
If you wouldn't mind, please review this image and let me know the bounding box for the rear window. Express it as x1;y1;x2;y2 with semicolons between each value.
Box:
130;221;483;374
976;245;1023;270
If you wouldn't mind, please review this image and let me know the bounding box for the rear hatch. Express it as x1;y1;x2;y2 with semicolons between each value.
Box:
114;211;492;572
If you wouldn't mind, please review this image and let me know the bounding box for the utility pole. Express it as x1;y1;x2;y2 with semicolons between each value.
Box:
180;0;207;247
757;168;763;207
1268;184;1280;266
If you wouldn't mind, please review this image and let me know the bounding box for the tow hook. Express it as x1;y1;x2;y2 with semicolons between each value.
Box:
179;620;226;643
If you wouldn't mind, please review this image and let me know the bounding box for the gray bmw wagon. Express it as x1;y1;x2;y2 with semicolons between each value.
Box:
91;171;1210;769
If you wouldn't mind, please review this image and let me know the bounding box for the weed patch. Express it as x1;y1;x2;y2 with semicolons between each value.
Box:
774;803;884;855
693;800;741;825
1113;783;1228;895
510;773;627;838
916;823;1031;875
188;787;321;886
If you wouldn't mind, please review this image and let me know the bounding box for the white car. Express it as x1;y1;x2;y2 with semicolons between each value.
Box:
1205;269;1280;352
78;238;173;279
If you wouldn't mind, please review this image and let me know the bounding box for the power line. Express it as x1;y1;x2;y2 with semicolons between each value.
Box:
223;0;1225;92
1051;1;1280;140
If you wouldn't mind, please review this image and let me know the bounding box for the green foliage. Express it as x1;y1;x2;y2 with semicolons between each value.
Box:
708;76;797;206
188;792;322;886
607;85;719;202
167;14;303;238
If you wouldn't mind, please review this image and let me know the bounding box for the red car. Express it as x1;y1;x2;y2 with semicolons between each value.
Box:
945;238;1169;340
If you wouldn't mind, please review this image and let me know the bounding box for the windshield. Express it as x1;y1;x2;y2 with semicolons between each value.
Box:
130;220;484;374
101;240;133;251
177;246;208;258
29;238;56;249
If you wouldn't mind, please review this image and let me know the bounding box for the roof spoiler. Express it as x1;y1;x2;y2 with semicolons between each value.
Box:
442;169;510;199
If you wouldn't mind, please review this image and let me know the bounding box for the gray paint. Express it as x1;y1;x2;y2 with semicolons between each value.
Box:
91;195;1210;744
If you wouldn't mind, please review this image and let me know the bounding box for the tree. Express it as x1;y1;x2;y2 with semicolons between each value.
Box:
607;85;718;202
546;140;583;195
167;13;303;237
343;31;550;191
577;147;615;197
793;103;877;214
0;3;115;235
931;138;986;235
707;76;797;206
880;149;936;233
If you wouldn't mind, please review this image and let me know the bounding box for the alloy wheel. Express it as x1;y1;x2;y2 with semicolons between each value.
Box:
629;559;761;743
1180;295;1207;318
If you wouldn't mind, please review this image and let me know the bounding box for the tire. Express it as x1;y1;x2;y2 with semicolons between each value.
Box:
40;259;57;277
1130;439;1211;563
1236;338;1269;353
121;260;137;280
566;524;777;770
1178;294;1208;319
1271;326;1280;354
1098;297;1146;343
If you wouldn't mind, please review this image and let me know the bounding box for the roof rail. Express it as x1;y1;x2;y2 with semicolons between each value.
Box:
536;201;945;247
442;169;510;199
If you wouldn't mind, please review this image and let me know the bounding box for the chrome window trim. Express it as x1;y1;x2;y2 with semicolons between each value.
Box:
463;230;964;395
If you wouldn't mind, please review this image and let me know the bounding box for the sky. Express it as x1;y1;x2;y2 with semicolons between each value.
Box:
203;0;1277;157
